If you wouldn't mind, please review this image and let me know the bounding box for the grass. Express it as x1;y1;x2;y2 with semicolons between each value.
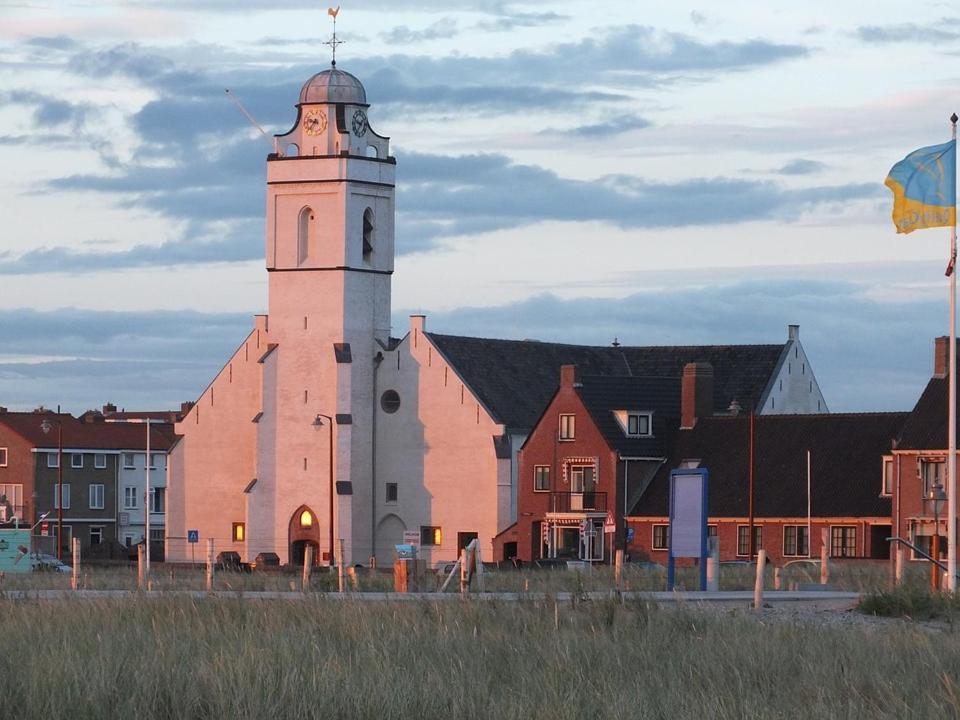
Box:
0;559;921;595
858;585;960;621
0;595;958;718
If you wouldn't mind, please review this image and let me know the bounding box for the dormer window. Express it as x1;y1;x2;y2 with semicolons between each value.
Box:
614;411;653;437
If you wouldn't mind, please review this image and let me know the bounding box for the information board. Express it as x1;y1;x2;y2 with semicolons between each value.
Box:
666;467;709;591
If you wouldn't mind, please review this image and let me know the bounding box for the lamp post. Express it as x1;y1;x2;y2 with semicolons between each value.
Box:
928;481;947;591
312;413;335;566
39;416;63;561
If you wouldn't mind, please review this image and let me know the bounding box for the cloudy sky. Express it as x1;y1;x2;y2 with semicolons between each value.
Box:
0;0;958;413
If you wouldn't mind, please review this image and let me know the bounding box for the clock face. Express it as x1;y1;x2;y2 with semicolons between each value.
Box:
351;109;368;137
302;109;327;136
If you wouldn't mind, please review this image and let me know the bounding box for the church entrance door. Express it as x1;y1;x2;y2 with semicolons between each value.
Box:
289;505;322;566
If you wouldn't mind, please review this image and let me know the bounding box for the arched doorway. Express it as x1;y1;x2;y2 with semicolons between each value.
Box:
375;513;406;567
289;505;321;566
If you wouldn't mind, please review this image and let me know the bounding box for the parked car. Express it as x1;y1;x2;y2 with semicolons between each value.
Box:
31;552;71;573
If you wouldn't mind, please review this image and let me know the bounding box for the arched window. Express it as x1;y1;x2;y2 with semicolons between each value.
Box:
286;143;299;158
298;207;313;265
366;145;378;158
362;208;374;262
299;510;313;528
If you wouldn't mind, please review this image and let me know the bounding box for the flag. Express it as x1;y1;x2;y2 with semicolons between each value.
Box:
885;140;956;234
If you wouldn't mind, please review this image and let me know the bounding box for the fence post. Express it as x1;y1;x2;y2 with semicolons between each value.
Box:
137;545;145;591
706;536;719;592
753;549;766;610
71;537;80;592
614;549;623;595
206;538;215;593
459;548;469;597
337;539;346;593
774;566;782;591
474;541;485;593
895;546;904;587
302;545;314;592
820;528;829;585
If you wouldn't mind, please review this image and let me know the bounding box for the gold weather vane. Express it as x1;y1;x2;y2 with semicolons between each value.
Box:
324;6;344;66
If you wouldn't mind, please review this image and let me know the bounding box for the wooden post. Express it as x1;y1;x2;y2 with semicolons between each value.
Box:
932;533;941;591
206;538;214;593
820;528;829;585
137;545;145;591
459;548;468;596
393;559;408;593
614;549;623;594
474;541;485;593
337;539;346;593
753;549;766;610
347;566;358;590
302;545;314;591
706;536;719;592
71;537;80;592
895;546;904;587
774;566;782;591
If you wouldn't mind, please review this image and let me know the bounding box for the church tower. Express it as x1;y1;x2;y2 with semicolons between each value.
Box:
248;63;395;565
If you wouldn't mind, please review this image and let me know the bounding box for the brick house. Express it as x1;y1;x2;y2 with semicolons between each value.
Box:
889;337;958;563
0;409;174;556
629;409;906;564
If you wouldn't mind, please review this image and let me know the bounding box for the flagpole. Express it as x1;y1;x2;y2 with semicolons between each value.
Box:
949;112;958;592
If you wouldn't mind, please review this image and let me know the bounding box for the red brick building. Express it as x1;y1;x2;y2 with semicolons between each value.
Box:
889;337;957;564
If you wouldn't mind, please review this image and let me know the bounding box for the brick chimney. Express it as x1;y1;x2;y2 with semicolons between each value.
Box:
559;364;578;388
681;362;714;430
102;402;117;415
935;336;951;378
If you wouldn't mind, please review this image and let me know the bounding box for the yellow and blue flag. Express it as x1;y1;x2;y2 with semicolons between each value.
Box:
885;140;956;234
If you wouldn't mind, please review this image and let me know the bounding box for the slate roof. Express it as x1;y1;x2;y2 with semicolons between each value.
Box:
426;333;785;430
632;412;907;519
0;412;175;450
897;375;952;450
575;375;680;458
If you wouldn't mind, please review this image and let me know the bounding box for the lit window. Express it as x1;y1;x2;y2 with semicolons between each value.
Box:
534;466;550;492
300;510;313;528
233;522;245;542
420;526;442;546
558;414;575;441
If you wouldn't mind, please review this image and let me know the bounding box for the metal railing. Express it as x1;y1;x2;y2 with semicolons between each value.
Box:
548;492;607;513
887;536;958;579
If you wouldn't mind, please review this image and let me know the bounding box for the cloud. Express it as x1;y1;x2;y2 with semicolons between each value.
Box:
24;35;78;50
774;159;827;175
0;307;253;413
380;18;459;45
856;22;960;43
546;115;652;138
402;277;940;412
474;8;568;32
0;90;91;129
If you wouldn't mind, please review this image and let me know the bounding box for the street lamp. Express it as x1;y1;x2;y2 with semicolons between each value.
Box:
39;416;63;561
312;413;335;566
928;481;947;590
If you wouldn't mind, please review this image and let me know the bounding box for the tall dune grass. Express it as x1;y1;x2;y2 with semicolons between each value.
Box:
0;595;957;719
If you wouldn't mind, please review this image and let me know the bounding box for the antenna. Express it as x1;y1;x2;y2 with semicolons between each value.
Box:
224;88;279;155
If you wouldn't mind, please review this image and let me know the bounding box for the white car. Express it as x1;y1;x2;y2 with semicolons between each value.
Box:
31;552;71;573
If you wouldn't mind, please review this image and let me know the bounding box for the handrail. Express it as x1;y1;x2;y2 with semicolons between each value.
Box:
887;536;956;577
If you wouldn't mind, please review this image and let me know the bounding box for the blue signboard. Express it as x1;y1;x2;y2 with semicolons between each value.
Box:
626;527;635;542
187;530;199;544
0;529;32;574
666;468;709;591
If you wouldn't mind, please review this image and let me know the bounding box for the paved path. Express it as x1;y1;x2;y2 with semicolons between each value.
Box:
0;589;861;608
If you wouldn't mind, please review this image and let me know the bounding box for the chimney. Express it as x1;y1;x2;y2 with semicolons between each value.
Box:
788;324;799;341
559;364;578;388
681;362;714;430
180;401;195;417
0;407;6;414
102;402;117;415
934;336;950;378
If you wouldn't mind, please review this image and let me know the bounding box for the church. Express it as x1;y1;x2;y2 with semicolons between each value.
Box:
165;62;829;569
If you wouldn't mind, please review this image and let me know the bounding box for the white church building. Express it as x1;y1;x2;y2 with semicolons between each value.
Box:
166;63;829;568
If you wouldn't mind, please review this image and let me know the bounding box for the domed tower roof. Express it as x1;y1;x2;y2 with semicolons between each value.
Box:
299;66;367;105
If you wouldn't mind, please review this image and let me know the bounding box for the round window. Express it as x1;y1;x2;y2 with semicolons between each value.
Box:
381;390;401;414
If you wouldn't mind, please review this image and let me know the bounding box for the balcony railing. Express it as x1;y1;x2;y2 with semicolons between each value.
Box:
549;492;607;513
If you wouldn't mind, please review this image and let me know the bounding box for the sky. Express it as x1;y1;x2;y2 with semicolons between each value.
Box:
0;0;958;414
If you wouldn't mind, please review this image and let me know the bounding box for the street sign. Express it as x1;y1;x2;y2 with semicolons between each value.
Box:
402;530;420;546
187;530;199;544
604;511;615;533
40;522;49;537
